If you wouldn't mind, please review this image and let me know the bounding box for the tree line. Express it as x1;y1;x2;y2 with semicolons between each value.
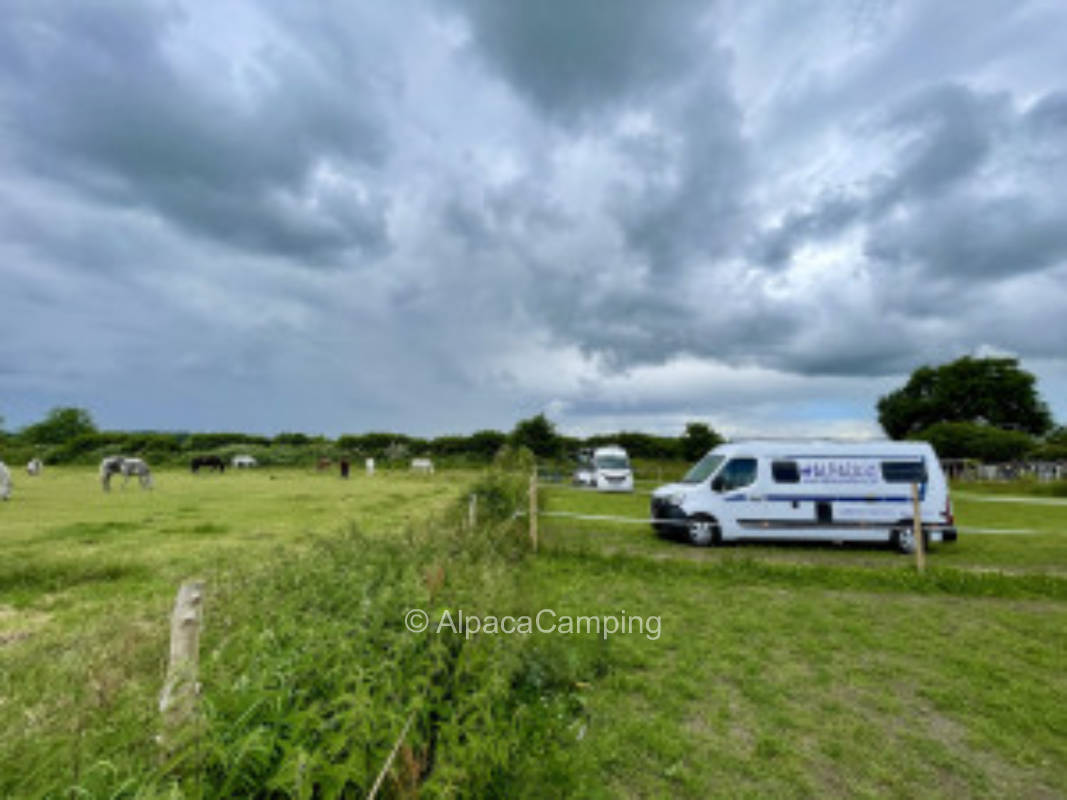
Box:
0;407;722;467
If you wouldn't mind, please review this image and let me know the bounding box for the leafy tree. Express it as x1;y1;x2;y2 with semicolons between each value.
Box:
510;413;561;458
878;357;1053;439
466;429;507;458
1032;426;1067;461
680;422;723;462
21;406;97;444
273;432;310;446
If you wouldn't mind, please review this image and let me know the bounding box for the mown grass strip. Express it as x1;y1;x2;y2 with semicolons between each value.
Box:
546;540;1067;602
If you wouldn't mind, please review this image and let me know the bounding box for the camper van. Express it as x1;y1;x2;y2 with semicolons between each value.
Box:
592;445;634;493
651;440;956;552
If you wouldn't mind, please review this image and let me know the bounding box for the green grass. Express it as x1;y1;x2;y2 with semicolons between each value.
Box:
2;470;1066;797
0;466;469;610
529;484;1067;797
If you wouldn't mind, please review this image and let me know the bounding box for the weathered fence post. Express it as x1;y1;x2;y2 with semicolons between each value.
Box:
911;483;925;572
529;470;538;553
159;580;204;751
468;493;477;529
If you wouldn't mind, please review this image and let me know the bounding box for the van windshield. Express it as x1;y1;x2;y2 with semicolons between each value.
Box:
681;453;724;484
595;455;630;470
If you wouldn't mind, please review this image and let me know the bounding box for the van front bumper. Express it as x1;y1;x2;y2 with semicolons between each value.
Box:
650;497;687;535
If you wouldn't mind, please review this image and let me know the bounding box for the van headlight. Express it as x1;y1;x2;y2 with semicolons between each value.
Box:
668;492;686;506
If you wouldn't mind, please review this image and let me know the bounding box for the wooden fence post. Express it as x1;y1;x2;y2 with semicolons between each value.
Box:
911;483;925;572
529;470;538;553
159;580;204;750
468;493;477;529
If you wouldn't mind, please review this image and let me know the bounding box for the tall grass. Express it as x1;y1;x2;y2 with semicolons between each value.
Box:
1;468;603;798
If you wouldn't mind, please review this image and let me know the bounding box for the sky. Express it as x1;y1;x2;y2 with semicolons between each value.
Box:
2;0;1066;440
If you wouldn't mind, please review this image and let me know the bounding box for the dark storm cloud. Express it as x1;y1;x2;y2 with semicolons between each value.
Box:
0;0;390;262
449;0;712;119
450;0;749;275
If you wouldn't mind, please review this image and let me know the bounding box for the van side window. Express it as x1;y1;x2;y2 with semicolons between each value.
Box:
715;458;758;492
881;461;927;483
771;460;800;483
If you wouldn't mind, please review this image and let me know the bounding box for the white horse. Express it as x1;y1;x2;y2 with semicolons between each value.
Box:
100;456;153;491
231;454;257;468
410;457;435;475
26;457;43;476
0;461;11;501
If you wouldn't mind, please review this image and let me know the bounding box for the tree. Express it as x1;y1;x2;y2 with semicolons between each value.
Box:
510;413;561;458
680;422;723;462
21;407;97;445
877;357;1053;439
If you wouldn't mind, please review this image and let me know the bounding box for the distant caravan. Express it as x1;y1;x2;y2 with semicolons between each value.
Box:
651;440;957;553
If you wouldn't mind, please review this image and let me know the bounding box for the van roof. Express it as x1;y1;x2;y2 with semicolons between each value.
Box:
712;439;936;458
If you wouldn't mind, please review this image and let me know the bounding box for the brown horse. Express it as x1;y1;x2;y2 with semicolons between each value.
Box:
191;455;226;473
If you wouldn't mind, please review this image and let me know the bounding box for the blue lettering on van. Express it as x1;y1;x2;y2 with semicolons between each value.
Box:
798;460;880;484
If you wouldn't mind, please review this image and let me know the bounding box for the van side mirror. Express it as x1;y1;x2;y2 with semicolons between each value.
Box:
711;476;724;492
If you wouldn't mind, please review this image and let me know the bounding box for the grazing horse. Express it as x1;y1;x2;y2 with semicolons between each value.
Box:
26;457;43;476
191;455;226;473
100;456;153;491
410;458;435;475
316;457;333;471
0;461;11;501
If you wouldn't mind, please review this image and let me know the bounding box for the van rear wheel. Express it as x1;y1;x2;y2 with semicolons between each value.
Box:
892;526;927;554
687;514;721;547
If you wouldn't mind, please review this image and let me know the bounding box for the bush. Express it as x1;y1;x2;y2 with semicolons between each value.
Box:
915;421;1035;462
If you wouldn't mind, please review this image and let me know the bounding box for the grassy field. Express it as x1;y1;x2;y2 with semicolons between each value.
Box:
0;466;472;611
531;481;1067;797
2;468;1066;797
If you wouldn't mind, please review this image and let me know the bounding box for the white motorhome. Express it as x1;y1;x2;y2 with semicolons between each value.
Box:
592;445;634;493
651;440;957;552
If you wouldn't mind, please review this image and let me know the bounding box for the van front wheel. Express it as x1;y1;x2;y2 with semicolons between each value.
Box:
687;514;721;547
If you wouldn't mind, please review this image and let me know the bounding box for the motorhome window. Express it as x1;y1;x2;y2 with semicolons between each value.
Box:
771;460;800;483
881;461;927;483
595;454;630;469
717;458;758;492
681;454;724;484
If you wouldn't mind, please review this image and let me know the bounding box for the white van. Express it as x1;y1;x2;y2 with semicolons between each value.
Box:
651;440;957;552
593;445;634;493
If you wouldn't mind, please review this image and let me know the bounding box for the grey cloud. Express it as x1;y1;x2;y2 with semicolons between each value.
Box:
871;83;1004;210
449;0;713;120
866;195;1067;279
751;192;864;268
612;74;750;275
5;0;1067;435
751;83;1065;284
0;0;390;263
1026;91;1067;131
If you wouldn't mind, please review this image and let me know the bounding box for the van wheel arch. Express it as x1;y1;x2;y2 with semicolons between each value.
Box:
687;513;721;547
